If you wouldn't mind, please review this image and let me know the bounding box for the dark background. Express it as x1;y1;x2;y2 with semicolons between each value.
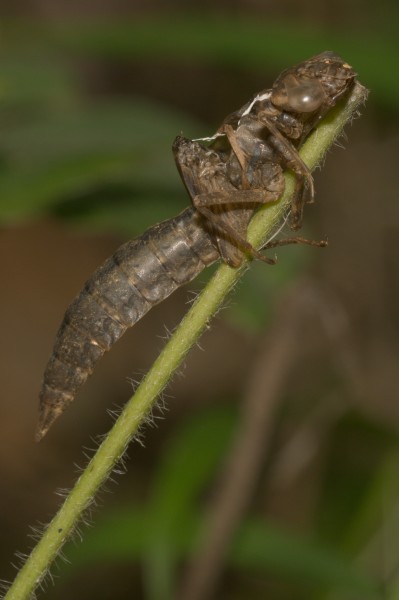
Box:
1;1;398;599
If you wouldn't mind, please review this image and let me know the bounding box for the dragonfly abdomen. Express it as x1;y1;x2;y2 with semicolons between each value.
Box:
37;207;219;440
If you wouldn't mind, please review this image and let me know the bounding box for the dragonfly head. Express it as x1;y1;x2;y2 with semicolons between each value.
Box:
270;51;356;115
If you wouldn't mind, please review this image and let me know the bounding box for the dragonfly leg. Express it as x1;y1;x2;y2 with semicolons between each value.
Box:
257;116;315;230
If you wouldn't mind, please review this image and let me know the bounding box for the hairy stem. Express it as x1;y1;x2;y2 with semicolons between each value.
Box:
4;82;366;600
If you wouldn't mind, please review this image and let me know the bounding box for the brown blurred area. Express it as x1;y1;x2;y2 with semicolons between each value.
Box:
0;1;398;599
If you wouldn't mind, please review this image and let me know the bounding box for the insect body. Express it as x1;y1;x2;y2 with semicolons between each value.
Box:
37;52;356;440
37;206;220;440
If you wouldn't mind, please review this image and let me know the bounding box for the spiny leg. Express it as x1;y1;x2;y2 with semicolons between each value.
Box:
193;188;274;210
193;190;278;265
256;117;314;230
262;236;328;250
218;123;251;189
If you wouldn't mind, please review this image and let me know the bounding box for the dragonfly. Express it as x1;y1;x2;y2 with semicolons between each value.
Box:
36;51;356;440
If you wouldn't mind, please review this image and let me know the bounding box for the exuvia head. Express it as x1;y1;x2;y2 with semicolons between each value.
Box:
270;51;356;114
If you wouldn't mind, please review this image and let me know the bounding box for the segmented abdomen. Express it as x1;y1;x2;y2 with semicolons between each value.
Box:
37;207;219;440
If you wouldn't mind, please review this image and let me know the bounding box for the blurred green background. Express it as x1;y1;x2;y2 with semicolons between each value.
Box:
1;2;399;599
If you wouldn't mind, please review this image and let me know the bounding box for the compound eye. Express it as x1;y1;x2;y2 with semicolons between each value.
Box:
272;75;326;113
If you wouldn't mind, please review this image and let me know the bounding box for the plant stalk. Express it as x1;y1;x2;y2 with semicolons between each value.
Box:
3;82;367;600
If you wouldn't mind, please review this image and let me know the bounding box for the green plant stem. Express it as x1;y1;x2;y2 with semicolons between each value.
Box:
4;82;366;600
